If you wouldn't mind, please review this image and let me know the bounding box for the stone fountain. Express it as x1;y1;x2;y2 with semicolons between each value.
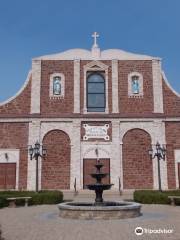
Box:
86;159;113;205
58;148;141;220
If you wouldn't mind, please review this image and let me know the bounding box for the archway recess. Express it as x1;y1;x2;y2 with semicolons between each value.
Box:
122;128;153;189
42;130;71;189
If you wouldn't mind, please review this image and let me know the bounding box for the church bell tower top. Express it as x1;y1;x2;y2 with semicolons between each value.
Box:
91;32;101;59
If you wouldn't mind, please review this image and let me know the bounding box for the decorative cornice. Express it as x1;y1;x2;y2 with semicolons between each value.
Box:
34;48;160;61
0;117;180;122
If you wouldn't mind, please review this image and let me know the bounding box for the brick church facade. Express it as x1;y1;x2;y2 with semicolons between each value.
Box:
0;34;180;191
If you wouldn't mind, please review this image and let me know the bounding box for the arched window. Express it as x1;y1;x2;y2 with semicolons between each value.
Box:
87;73;105;112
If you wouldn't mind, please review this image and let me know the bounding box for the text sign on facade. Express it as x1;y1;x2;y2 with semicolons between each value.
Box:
83;124;109;140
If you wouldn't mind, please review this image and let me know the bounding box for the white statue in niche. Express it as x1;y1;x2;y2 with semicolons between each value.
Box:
53;77;61;95
132;76;139;94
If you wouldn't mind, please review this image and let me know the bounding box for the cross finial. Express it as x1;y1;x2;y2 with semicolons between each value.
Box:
92;32;99;47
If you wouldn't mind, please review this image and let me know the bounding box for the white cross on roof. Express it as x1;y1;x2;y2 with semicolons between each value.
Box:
92;32;99;47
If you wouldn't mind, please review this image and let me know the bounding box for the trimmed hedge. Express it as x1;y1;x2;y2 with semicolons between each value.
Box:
0;190;63;208
134;190;180;205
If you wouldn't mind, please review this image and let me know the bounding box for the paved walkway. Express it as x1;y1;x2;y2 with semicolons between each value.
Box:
0;204;180;240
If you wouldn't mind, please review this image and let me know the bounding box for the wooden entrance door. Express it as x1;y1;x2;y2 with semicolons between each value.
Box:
83;159;110;189
0;163;16;189
178;163;180;189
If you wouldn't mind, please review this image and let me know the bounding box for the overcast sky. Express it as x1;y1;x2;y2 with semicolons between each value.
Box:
0;0;180;102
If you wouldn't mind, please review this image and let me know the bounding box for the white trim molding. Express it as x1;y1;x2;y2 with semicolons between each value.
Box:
0;149;20;190
175;150;180;189
152;60;164;113
49;72;65;99
83;60;109;114
128;72;143;97
82;144;111;159
34;48;160;61
111;120;121;189
31;60;41;114
27;120;41;190
112;60;119;112
74;59;80;113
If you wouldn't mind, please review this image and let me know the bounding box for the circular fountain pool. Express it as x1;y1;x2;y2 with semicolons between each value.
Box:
58;152;141;220
58;201;141;220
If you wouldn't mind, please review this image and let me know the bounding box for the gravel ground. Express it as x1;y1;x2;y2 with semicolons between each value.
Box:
0;204;179;240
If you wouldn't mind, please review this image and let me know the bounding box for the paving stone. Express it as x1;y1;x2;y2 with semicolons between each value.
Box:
0;204;179;240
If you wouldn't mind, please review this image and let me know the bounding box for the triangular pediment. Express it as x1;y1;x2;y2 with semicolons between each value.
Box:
84;60;109;70
91;65;101;68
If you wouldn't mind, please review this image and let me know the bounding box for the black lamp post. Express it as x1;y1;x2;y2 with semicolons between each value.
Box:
148;142;166;192
29;141;47;192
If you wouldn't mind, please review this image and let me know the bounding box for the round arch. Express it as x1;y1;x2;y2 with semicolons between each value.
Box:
119;122;157;145
41;129;71;190
40;122;73;145
122;128;153;189
83;146;110;159
122;128;151;142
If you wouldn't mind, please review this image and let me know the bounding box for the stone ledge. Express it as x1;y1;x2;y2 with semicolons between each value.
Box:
58;201;141;220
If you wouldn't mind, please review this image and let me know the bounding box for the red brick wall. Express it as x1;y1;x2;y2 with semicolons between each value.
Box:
1;60;180;119
40;60;74;116
0;77;31;116
83;158;110;188
42;130;70;189
122;128;153;189
165;122;180;189
0;123;28;189
163;79;180;116
0;59;157;117
118;60;153;114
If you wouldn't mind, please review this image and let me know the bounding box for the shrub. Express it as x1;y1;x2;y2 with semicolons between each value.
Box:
0;190;63;208
29;191;63;205
0;197;8;208
134;190;180;205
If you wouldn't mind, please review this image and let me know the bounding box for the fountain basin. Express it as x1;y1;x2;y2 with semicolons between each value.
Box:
58;201;141;220
90;173;108;179
87;183;113;191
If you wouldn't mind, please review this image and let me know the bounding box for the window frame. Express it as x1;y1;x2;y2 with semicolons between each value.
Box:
53;76;62;96
128;72;143;98
49;73;65;99
83;61;109;114
86;72;106;112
